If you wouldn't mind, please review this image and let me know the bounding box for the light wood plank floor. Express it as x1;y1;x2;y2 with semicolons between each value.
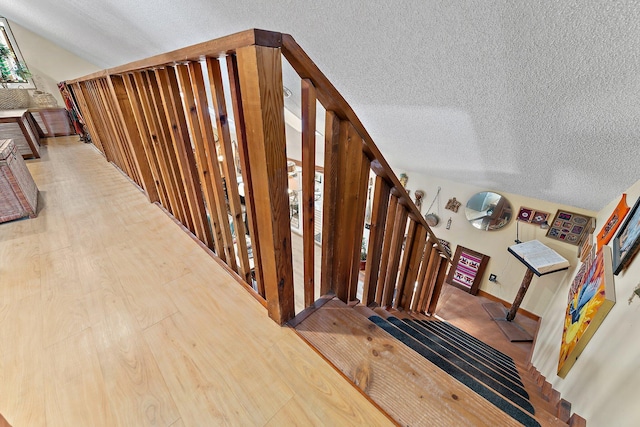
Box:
0;137;393;427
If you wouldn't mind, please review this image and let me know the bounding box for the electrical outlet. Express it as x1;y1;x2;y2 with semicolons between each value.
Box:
488;274;497;282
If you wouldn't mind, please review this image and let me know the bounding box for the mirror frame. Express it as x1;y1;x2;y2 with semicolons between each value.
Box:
465;191;512;231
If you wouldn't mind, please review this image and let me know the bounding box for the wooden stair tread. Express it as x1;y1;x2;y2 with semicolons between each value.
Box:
295;299;563;426
381;308;566;421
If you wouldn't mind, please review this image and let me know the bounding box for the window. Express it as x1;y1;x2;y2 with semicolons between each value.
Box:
0;17;34;88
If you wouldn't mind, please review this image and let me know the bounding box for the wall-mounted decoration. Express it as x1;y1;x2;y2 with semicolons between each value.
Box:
438;238;452;257
465;191;512;231
399;173;408;188
558;247;615;378
612;196;640;275
546;210;595;246
597;194;630;251
445;197;461;213
516;206;550;225
445;245;490;296
579;236;593;263
414;190;425;211
446;217;452;230
424;186;441;227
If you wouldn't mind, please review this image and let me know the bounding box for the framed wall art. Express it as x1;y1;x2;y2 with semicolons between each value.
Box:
445;245;490;295
612;196;640;275
517;206;550;225
597;193;630;251
546;210;594;246
558;246;615;378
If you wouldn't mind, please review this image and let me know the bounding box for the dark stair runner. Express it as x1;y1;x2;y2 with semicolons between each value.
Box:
407;319;524;386
369;315;540;427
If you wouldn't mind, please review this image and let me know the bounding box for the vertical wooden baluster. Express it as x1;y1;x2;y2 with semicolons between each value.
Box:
174;63;223;252
91;79;121;164
177;62;228;257
155;66;213;248
328;120;368;302
98;78;136;181
348;154;371;303
73;82;105;154
149;69;193;230
301;78;316;307
185;62;236;267
362;175;390;306
83;81;115;162
411;237;434;312
226;53;264;295
95;79;130;176
108;75;159;203
397;221;427;310
103;78;141;185
132;71;181;218
417;244;440;311
121;73;170;208
382;203;409;308
395;219;418;308
376;194;398;305
425;255;449;315
206;57;251;283
236;44;294;324
320;111;340;297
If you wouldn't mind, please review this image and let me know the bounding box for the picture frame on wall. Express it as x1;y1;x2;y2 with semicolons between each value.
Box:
612;196;640;275
445;245;490;295
517;206;550;225
597;193;630;251
546;209;594;246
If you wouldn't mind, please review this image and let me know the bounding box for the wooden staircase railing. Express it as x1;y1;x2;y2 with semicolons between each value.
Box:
62;28;451;325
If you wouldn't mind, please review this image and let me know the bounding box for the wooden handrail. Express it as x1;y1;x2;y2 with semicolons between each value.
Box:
280;34;449;257
62;28;451;325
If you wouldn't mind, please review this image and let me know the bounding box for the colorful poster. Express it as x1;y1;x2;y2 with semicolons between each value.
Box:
558;247;615;378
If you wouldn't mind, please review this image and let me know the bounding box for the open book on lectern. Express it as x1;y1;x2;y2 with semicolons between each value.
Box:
509;240;570;275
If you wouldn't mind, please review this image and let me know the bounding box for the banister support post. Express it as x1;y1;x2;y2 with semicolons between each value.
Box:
236;45;294;324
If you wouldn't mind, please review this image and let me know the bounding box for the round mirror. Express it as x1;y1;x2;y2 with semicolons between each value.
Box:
465;191;512;231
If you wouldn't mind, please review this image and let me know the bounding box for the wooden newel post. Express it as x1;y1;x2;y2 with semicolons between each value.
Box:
236;45;295;325
506;268;534;321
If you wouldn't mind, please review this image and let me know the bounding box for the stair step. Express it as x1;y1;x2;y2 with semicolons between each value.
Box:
556;399;572;423
569;413;586;427
412;319;522;382
388;317;530;400
382;308;570;423
379;308;572;425
369;315;538;424
295;299;528;426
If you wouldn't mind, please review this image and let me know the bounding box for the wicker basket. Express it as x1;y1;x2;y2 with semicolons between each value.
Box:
0;89;31;109
32;90;59;108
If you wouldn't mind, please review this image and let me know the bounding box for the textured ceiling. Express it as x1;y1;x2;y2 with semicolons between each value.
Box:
3;0;640;211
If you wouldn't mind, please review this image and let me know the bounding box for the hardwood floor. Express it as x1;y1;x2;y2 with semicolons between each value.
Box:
0;137;393;426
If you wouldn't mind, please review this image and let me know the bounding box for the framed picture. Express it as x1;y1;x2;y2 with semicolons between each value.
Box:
445;245;490;295
558;247;615;378
612;196;640;275
517;206;550;225
546;209;594;246
597;194;630;251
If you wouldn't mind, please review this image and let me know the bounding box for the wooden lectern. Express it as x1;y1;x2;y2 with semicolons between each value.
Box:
484;240;569;341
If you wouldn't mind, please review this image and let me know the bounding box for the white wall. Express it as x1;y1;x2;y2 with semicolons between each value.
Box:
531;179;640;426
7;20;99;106
402;170;596;316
